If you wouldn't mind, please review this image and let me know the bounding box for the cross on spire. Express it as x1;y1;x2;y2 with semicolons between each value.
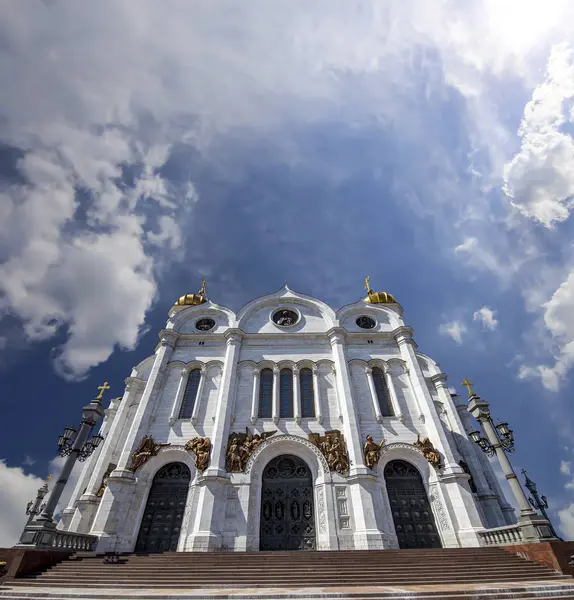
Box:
461;378;476;397
96;381;111;400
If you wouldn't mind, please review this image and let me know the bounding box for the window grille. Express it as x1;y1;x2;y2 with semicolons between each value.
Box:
178;369;202;419
372;367;394;417
280;368;294;418
300;368;315;418
258;369;273;418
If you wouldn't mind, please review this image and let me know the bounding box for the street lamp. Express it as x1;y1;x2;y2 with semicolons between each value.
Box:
462;377;556;542
522;469;559;539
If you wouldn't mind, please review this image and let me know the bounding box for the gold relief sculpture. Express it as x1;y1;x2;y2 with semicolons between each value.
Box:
414;433;442;469
309;430;349;473
226;429;276;472
185;437;211;472
129;436;170;472
363;435;385;469
96;463;117;497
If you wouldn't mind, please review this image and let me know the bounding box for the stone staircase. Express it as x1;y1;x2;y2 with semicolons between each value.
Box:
1;548;573;599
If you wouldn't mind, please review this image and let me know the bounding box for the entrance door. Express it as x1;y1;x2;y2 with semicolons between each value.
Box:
260;455;316;551
135;462;191;553
384;459;442;549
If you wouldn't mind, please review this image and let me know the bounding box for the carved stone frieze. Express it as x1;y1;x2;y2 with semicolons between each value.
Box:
184;437;211;472
244;434;330;475
308;430;349;474
226;429;276;472
129;436;170;472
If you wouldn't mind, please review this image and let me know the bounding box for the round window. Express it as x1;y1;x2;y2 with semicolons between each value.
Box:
195;317;215;331
356;315;376;330
272;309;299;327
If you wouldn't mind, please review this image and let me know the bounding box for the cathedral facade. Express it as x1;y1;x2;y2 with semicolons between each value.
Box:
60;282;516;552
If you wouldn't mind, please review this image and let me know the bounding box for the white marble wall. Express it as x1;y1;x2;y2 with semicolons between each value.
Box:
66;286;512;552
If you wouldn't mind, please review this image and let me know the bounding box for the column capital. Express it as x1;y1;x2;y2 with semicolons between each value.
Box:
158;329;179;348
273;365;280;374
327;327;347;345
393;326;415;345
430;373;448;388
293;366;300;376
252;368;260;377
364;366;373;375
124;376;146;392
224;329;244;345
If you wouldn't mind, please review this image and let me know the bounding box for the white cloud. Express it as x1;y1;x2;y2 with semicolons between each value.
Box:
0;0;572;378
557;503;574;539
0;460;44;547
473;306;498;330
440;320;467;345
561;460;572;475
0;456;84;547
519;269;574;391
503;43;574;227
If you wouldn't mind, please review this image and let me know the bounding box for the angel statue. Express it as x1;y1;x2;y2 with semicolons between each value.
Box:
363;435;385;469
226;429;276;472
129;436;170;472
415;433;442;469
185;437;211;472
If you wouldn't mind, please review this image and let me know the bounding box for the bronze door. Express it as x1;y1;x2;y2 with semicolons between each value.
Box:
384;460;442;549
260;455;316;551
135;462;190;553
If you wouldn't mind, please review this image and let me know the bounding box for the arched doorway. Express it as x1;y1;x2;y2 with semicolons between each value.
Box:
135;462;191;553
384;459;441;549
260;455;315;551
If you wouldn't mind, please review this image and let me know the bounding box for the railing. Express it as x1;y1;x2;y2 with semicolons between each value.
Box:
478;524;524;546
17;523;98;551
50;530;98;551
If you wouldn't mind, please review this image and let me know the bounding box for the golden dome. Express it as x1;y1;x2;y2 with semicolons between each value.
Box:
364;291;397;304
363;276;397;304
175;280;207;306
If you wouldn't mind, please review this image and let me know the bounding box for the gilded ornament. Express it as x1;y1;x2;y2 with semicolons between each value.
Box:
129;436;170;472
308;430;349;473
175;279;208;306
96;381;111;400
414;434;442;469
461;378;476;398
363;276;396;304
185;437;211;472
226;429;276;472
96;463;117;497
363;435;385;469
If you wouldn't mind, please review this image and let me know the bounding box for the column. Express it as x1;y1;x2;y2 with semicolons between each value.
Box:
272;366;280;424
365;366;383;423
395;327;483;545
250;368;260;425
191;366;207;425
293;366;301;424
186;331;242;551
329;328;386;549
90;330;178;550
383;363;403;421
312;366;323;423
169;369;189;425
431;374;504;528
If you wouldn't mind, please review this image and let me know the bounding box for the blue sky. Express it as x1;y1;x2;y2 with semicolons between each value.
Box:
1;0;574;545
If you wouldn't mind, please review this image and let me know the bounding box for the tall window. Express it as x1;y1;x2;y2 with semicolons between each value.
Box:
178;369;202;419
258;368;273;418
280;368;294;418
372;367;394;417
300;368;315;418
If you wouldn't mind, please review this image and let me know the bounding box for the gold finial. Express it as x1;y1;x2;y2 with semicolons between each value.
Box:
199;279;207;298
45;474;52;485
96;381;111;400
365;276;372;295
461;378;476;397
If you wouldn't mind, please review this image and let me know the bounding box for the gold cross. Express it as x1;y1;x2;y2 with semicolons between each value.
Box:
46;474;52;483
461;378;476;397
96;381;111;400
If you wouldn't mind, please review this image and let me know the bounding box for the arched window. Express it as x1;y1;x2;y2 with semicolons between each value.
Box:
178;369;202;419
258;368;273;418
300;368;315;418
372;367;394;417
280;368;294;418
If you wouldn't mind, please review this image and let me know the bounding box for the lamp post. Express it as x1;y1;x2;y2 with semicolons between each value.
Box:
462;378;555;542
36;383;107;525
24;475;51;525
522;469;559;539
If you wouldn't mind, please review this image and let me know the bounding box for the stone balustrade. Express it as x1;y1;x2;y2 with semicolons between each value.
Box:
478;524;524;546
18;524;97;551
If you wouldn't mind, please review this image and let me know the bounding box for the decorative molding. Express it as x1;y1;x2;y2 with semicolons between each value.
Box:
429;483;450;531
244;434;330;475
317;487;327;533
